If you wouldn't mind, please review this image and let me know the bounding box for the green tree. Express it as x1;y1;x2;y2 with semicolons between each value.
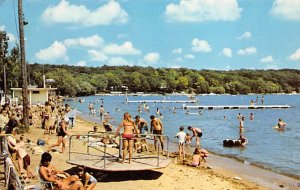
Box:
90;74;108;92
105;72;122;91
46;68;78;96
176;76;189;91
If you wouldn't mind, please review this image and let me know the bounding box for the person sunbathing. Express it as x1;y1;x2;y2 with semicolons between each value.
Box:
39;152;84;190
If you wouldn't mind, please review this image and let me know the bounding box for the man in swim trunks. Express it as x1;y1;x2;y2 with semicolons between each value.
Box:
188;126;202;147
150;115;164;153
99;105;104;121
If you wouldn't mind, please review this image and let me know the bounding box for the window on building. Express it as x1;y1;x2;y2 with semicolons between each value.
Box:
32;91;40;94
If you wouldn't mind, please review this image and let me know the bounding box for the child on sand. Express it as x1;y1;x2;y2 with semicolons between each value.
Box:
134;138;142;153
191;148;209;167
140;139;149;153
78;166;97;190
175;126;186;160
185;133;191;147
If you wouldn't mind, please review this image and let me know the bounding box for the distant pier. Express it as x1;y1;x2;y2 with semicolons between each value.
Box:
184;105;291;110
126;99;198;103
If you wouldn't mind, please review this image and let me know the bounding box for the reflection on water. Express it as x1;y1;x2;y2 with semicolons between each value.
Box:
65;94;300;178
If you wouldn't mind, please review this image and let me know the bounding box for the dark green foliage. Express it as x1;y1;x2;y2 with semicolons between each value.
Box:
11;65;300;96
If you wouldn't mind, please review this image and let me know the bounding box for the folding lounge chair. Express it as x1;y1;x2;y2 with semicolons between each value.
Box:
36;167;54;190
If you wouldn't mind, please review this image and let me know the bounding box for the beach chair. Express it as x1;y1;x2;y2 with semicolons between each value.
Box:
36;167;54;190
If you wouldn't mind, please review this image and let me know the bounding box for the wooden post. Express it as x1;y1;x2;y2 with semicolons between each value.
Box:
0;38;6;102
18;0;29;128
3;64;6;103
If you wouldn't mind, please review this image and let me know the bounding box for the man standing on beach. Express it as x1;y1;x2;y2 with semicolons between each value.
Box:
150;115;164;153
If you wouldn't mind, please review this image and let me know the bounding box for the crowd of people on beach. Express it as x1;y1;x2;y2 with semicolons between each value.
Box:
106;108;209;167
0;96;98;190
91;98;207;167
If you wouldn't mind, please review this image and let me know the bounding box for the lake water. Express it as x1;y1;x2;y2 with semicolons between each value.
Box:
64;94;300;178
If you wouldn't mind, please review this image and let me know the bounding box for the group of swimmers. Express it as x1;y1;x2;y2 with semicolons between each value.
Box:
250;96;264;106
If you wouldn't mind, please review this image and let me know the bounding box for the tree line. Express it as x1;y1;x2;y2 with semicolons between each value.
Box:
1;31;299;97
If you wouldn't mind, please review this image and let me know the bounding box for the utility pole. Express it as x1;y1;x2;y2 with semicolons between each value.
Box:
0;36;6;103
3;64;6;103
18;0;29;128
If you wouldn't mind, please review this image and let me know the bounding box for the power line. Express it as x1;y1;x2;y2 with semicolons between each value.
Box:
13;0;20;44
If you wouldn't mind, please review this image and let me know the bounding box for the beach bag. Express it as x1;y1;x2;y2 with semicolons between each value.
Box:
37;139;45;146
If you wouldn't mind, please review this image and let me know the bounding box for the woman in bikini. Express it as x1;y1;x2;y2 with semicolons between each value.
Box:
116;112;139;164
48;119;70;153
44;101;53;134
39;152;84;190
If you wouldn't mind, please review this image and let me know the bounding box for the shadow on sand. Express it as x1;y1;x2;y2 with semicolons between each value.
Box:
65;167;163;182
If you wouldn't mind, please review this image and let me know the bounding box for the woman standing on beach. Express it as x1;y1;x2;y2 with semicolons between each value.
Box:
43;101;53;134
115;112;139;164
48;119;70;153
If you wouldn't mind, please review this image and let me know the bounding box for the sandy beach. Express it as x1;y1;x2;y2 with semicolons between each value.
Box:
16;113;298;190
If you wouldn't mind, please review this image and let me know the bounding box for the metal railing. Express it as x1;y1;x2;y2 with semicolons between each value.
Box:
0;135;24;190
68;132;169;169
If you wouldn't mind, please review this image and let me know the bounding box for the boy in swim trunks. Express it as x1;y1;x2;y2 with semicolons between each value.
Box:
175;126;186;160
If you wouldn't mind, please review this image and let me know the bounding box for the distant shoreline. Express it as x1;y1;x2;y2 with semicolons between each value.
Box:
90;92;300;97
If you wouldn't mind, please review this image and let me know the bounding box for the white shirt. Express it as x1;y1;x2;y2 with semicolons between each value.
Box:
7;136;16;146
176;131;186;143
0;114;9;129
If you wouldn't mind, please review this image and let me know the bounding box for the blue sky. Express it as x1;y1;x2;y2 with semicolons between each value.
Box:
1;0;300;70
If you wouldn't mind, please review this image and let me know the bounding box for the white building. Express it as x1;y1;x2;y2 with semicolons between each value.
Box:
11;86;57;105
